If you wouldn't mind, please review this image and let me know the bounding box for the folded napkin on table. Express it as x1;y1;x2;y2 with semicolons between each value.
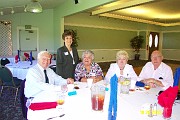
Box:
158;86;178;118
173;67;180;86
108;74;118;120
15;55;18;61
29;102;57;111
135;81;145;87
158;86;178;108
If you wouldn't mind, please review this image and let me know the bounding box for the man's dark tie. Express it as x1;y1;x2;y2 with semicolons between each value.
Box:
44;70;49;83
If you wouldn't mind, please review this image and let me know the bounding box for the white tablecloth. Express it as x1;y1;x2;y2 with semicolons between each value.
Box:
27;82;180;120
6;60;56;80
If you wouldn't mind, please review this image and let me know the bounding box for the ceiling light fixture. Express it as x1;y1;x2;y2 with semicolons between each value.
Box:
25;0;42;13
0;9;3;15
11;8;15;14
0;11;3;15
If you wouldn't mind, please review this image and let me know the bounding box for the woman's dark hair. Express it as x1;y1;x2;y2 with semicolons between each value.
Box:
62;30;74;40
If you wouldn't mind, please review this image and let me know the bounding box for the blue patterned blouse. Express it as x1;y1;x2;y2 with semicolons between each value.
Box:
74;62;104;81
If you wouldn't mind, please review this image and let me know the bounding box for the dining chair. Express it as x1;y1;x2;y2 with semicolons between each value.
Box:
0;57;10;66
20;79;27;119
49;65;56;72
0;65;21;105
173;67;180;87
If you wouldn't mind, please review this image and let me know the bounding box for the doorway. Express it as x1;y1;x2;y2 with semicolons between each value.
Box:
148;32;159;60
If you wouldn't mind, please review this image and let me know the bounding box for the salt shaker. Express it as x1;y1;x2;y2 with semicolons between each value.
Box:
148;104;153;117
153;103;157;116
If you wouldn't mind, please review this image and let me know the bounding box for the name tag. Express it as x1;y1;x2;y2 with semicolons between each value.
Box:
64;52;69;55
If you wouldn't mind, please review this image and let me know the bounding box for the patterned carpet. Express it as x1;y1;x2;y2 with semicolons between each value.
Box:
0;87;25;120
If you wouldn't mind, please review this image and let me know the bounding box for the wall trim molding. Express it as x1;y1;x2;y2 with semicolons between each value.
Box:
65;23;141;32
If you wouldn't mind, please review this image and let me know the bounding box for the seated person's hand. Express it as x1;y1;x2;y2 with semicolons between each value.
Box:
141;78;154;84
91;76;97;83
149;82;156;88
92;76;103;83
67;78;74;84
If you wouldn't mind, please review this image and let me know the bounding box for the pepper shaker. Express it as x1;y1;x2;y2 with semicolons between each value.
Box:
153;103;157;116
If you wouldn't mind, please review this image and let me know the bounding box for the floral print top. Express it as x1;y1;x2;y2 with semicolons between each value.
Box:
74;62;104;81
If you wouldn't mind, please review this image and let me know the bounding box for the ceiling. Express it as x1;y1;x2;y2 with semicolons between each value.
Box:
0;0;66;15
1;0;180;27
88;0;180;26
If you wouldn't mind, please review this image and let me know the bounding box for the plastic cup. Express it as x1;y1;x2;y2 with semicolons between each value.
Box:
87;78;93;88
67;84;74;92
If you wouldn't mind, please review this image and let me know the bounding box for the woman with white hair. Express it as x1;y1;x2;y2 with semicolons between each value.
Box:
74;50;103;83
105;50;137;82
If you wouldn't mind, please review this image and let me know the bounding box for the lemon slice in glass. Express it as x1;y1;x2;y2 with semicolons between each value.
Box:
123;80;130;85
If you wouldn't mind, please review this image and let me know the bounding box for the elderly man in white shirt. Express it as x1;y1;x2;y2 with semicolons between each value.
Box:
105;50;137;82
25;51;74;99
139;50;173;90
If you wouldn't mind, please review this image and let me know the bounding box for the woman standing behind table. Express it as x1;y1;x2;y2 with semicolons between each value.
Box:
56;30;79;79
75;50;103;83
105;50;137;82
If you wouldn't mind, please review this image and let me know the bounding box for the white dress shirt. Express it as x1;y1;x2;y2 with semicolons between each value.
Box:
138;62;173;89
105;63;137;82
25;64;67;98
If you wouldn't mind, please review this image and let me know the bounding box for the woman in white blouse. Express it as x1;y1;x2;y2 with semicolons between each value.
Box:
105;50;137;82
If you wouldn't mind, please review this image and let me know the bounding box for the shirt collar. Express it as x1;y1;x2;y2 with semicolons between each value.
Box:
37;63;45;72
151;62;163;71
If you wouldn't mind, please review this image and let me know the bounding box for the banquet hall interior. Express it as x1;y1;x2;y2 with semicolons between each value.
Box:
0;0;180;119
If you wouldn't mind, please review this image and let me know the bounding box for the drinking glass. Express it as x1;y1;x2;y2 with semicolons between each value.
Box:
61;84;68;93
130;80;136;91
67;84;74;92
120;78;131;94
144;84;150;90
56;92;65;113
87;78;93;88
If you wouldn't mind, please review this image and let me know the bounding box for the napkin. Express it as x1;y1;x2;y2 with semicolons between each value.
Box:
15;55;18;62
135;81;145;87
24;52;29;59
158;86;178;108
108;74;118;120
29;102;57;111
173;68;180;86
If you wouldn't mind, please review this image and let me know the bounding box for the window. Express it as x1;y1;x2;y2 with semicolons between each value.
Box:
155;35;158;47
149;34;152;47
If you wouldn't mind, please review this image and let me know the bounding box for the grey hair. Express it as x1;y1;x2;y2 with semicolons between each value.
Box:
37;51;50;60
82;50;94;60
116;50;129;61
